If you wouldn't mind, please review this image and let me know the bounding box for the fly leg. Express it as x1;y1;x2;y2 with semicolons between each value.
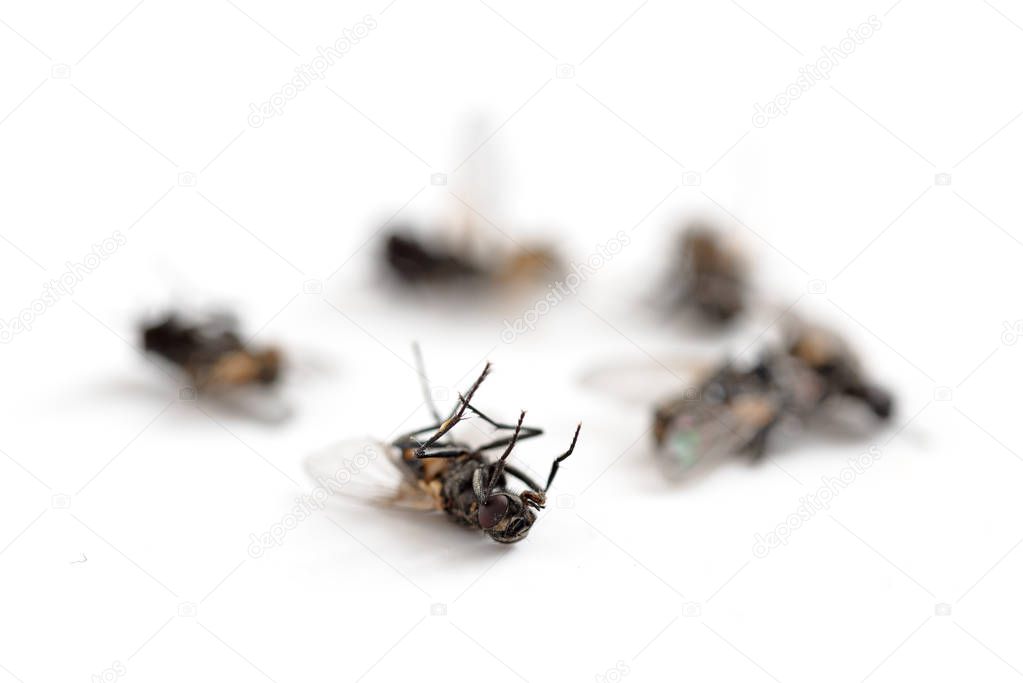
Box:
482;411;526;498
412;342;443;423
414;363;492;456
464;403;544;453
743;416;782;461
543;423;581;491
393;421;462;454
518;424;582;511
501;464;543;492
844;382;894;420
414;448;472;459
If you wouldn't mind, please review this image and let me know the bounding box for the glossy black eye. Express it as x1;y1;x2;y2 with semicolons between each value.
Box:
478;495;509;529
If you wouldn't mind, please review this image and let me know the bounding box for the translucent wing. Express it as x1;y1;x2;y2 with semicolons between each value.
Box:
304;438;442;512
654;400;765;479
580;355;713;407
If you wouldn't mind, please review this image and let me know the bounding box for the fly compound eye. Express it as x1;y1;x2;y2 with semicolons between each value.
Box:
478;494;510;529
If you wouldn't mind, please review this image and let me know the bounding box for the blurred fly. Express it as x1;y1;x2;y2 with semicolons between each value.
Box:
383;226;560;290
665;225;747;324
141;312;283;391
378;114;560;292
653;323;894;477
306;350;581;544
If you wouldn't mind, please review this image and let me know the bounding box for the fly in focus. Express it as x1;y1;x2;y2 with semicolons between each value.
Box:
306;352;581;544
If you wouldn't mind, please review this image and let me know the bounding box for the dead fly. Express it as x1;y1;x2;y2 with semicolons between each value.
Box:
141;312;282;392
382;226;560;290
664;226;747;324
306;354;581;544
653;323;893;477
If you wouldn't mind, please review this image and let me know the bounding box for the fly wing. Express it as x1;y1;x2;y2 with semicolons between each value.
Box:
304;438;442;512
580;355;713;407
654;400;765;478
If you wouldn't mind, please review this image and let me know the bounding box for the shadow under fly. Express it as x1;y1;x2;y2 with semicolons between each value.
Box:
306;347;582;544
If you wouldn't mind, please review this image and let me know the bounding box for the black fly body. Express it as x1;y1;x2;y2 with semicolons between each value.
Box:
141;312;282;392
384;231;484;284
307;351;581;544
382;226;560;291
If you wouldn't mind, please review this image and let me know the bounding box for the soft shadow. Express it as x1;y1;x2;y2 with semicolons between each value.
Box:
323;503;513;561
79;373;294;425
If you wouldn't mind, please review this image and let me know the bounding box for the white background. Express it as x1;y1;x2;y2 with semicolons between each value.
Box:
1;1;1022;681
